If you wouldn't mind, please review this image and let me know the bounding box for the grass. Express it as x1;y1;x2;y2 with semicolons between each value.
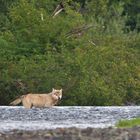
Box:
116;118;140;128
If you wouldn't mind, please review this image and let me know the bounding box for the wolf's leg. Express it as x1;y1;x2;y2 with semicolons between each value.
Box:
22;99;32;109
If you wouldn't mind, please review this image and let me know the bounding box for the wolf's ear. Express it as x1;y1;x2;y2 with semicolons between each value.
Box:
60;89;62;92
52;88;55;91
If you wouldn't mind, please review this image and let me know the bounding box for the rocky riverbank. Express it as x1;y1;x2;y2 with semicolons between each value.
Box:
0;127;140;140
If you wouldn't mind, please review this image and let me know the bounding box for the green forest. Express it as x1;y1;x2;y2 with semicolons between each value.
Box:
0;0;139;106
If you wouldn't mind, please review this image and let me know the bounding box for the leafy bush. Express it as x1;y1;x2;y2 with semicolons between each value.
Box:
0;0;139;106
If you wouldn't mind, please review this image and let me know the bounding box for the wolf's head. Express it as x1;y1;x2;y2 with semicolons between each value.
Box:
52;88;62;100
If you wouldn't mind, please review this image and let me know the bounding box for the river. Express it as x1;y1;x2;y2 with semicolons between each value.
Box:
0;106;140;132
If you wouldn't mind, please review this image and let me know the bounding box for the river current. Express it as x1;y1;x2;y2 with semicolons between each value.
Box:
0;106;140;132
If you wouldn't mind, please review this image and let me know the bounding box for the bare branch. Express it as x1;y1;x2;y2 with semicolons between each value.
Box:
52;2;64;18
41;13;44;21
66;25;94;38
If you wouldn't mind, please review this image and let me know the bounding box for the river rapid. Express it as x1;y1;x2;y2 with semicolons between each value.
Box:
0;106;140;132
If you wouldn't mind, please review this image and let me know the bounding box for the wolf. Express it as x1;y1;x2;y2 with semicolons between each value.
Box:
10;88;62;109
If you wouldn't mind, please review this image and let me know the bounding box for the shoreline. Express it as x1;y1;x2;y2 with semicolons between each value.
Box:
0;127;140;140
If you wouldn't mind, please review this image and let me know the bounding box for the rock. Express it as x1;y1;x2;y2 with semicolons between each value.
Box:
0;127;140;140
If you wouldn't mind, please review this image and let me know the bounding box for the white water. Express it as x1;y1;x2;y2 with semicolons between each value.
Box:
0;106;140;132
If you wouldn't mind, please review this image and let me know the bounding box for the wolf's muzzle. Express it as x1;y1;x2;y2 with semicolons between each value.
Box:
58;95;62;100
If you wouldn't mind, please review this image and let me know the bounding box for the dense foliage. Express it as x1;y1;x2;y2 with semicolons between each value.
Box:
0;0;140;105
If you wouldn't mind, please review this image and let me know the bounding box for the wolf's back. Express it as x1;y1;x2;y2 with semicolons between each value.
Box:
10;95;25;106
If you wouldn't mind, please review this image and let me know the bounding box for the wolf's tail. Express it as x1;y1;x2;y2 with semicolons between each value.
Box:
10;95;25;106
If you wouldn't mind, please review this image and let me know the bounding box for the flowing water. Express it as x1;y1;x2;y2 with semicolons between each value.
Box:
0;106;140;132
